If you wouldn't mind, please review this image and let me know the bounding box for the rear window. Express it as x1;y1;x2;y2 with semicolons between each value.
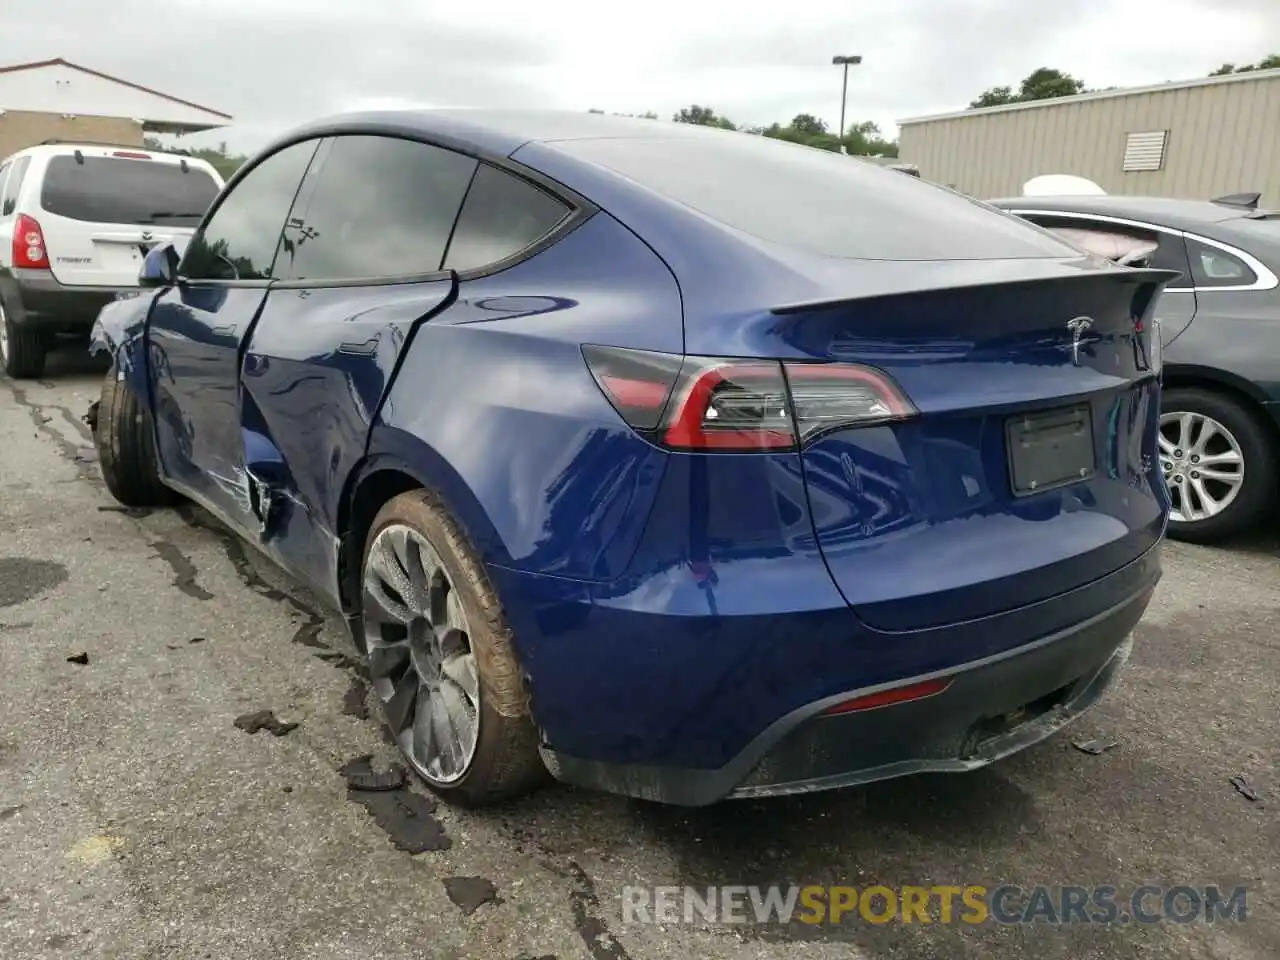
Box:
40;155;221;227
555;135;1081;261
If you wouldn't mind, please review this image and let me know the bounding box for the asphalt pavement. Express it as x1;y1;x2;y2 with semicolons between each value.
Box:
1;346;1276;960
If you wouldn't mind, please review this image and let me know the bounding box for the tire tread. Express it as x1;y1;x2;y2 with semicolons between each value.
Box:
95;367;177;507
365;489;548;806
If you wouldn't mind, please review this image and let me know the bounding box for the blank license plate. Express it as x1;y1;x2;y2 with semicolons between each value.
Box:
1006;405;1096;496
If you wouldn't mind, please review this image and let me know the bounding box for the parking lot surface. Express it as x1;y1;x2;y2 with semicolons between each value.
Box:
1;349;1276;960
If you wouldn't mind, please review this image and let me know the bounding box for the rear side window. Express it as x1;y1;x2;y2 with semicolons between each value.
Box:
40;155;221;226
443;164;571;272
1;156;30;217
1186;238;1256;287
282;135;477;282
1021;214;1192;279
556;135;1082;261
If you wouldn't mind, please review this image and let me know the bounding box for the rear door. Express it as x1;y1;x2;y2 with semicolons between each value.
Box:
36;149;222;288
236;134;480;594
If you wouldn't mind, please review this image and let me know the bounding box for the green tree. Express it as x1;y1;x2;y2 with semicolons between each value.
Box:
788;113;827;136
970;85;1018;108
969;68;1085;108
672;105;736;129
1209;53;1280;74
144;136;247;179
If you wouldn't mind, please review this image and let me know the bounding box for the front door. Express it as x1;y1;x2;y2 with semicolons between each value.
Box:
235;134;477;596
148;139;321;530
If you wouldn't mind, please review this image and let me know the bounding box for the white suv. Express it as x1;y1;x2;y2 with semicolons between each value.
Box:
0;142;224;378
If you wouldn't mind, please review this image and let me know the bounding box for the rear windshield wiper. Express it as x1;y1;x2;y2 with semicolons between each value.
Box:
143;211;205;219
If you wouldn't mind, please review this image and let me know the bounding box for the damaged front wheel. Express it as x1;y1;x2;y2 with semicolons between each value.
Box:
94;364;179;508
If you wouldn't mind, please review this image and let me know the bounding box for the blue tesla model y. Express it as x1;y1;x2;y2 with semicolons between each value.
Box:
89;110;1173;806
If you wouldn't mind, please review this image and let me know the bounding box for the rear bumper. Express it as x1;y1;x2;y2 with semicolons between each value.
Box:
0;268;130;333
535;566;1156;806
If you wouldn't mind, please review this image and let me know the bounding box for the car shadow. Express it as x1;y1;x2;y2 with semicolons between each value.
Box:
39;341;110;380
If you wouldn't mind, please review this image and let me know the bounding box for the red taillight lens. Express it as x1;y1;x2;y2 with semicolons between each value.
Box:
663;358;796;451
583;345;917;452
782;361;916;444
13;214;50;269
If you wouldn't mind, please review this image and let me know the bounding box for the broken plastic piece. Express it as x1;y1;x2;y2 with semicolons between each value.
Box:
339;755;407;792
1072;737;1118;755
1229;775;1259;802
66;652;89;665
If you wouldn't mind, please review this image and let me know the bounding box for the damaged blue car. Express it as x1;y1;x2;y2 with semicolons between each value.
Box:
90;109;1173;807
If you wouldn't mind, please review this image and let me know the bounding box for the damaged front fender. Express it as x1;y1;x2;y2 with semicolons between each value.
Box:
88;292;159;406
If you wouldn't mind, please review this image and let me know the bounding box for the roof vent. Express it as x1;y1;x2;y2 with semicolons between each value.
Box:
1122;130;1167;172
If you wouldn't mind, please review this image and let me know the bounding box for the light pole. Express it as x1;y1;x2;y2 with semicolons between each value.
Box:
832;54;862;153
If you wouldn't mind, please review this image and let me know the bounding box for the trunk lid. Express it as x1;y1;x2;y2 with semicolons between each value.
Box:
767;262;1174;631
37;149;221;288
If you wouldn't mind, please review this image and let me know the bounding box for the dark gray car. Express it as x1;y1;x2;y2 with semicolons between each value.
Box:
989;193;1280;543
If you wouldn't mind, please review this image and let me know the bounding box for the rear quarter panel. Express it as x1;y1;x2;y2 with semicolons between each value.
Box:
369;210;684;580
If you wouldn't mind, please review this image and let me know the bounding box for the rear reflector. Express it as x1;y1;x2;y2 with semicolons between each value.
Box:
583;345;916;452
822;678;951;715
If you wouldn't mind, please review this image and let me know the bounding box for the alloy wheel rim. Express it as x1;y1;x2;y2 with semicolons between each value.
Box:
0;302;9;362
1159;410;1244;523
362;523;481;785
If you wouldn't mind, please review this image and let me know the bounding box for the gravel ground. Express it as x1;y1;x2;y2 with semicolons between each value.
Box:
0;347;1276;960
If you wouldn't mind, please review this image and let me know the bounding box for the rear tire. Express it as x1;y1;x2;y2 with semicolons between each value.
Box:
1160;387;1277;544
94;364;178;507
0;298;47;379
359;489;547;807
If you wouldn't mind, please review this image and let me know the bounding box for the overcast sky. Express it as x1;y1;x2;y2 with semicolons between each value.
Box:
7;0;1280;153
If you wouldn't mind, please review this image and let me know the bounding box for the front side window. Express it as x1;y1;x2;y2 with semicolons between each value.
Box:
280;135;477;282
181;140;320;282
1186;238;1256;288
1;156;30;217
40;156;220;227
443;163;571;272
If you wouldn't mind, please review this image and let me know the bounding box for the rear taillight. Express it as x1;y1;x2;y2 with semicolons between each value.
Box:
13;214;50;270
583;345;916;452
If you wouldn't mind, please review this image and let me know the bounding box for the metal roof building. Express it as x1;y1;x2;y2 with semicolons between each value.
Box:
897;68;1280;203
0;58;231;158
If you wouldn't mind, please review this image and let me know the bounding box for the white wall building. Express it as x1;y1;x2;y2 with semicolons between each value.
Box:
0;58;231;158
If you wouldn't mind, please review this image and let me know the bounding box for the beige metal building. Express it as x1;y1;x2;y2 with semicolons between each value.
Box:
898;68;1280;203
0;58;230;159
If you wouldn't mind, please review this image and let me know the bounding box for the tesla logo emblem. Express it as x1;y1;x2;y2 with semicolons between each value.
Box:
1066;316;1094;366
